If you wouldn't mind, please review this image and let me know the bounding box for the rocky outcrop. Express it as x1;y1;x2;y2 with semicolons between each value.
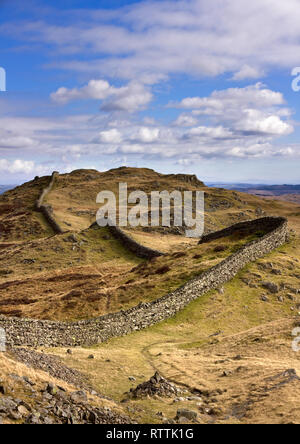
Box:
127;372;184;399
0;375;130;424
0;216;288;348
35;172;63;235
164;173;204;187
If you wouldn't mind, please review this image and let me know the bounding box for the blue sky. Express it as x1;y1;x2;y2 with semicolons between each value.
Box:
0;0;300;184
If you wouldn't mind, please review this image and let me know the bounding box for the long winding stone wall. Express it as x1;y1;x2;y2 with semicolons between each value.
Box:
0;216;288;348
35;172;64;235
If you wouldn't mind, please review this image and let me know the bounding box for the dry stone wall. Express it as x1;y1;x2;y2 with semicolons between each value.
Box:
0;216;288;348
199;217;282;244
108;225;164;259
89;222;164;258
35;172;64;235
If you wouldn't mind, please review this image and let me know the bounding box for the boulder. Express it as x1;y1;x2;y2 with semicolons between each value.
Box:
261;282;279;294
176;409;198;421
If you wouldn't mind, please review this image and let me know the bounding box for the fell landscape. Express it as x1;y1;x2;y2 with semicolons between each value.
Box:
1;0;300;430
0;167;299;424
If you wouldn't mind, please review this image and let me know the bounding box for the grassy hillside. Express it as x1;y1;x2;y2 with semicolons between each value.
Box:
0;224;264;321
0;167;299;322
0;167;300;424
48;237;300;424
44;167;262;233
0;176;55;242
0;350;129;424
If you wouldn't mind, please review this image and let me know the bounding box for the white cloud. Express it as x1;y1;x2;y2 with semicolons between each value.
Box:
0;135;36;149
173;83;285;111
51;79;114;104
184;126;234;140
51;80;152;113
176;158;194;167
97;129;122;144
0;159;49;175
231;65;264;81
169;83;293;138
173;114;198;127
0;82;298;181
133;127;160;143
234;110;293;136
101;82;152;112
118;144;145;154
0;105;295;166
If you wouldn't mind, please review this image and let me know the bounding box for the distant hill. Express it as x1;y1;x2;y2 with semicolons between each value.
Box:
0;185;16;194
206;182;267;189
207;183;300;204
238;184;300;196
207;183;300;195
40;167;267;236
1;168;300;244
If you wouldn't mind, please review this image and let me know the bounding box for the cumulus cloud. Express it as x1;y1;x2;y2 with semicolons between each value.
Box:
51;80;114;104
0;86;298;182
132;127;160;143
231;65;264;81
0;104;295;165
169;83;293;138
0;159;48;175
234;111;293;136
96;129;122;144
51;80;152;113
101;82;152;112
173;83;285;112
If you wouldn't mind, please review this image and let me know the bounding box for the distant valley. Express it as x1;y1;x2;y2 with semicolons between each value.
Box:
207;183;300;204
0;185;16;195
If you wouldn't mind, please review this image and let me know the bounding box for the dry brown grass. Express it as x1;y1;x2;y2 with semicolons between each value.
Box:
0;176;55;242
0;228;261;321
